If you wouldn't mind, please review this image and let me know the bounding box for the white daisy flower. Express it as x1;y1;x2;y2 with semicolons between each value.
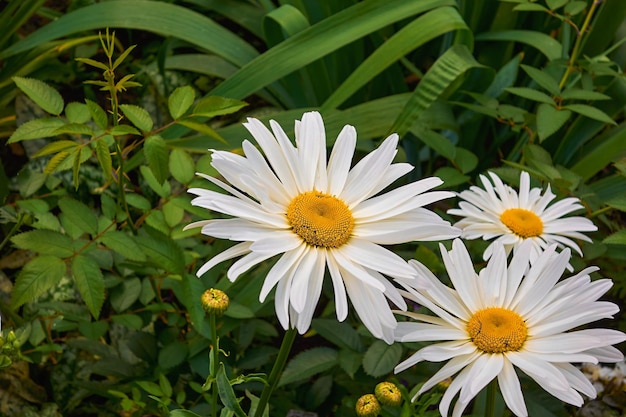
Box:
186;111;460;343
394;239;625;417
447;171;597;264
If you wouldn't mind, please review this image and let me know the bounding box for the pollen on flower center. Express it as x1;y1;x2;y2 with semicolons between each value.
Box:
500;208;543;238
467;307;527;353
286;191;354;248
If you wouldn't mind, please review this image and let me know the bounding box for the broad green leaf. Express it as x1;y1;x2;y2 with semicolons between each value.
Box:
16;199;50;214
58;197;98;236
513;3;548;11
192;96;247;118
111;314;144;329
179;274;211;339
560;89;611;101
120;104;154;132
126;193;152;211
476;31;562;61
144;135;169;185
99;231;147;262
13;76;64;115
520;65;561;95
85;99;108;130
571;124;626;181
311;319;363;352
109;125;140;136
71;254;105;319
455;147;479;174
168;86;196;119
175;119;226;143
158;340;188;369
33;140;79;157
8;118;66;143
505;87;554;104
279;347;338;386
137;381;163;397
65;102;91;123
565;104;617;125
223;301;254;319
537;104;571;142
54;123;94;136
546;0;568;10
162;199;184;228
216;364;246;417
338;349;362;378
606;196;626;212
434;166;470;187
11;229;74;257
362;340;402;377
136;231;185;274
95;138;113;181
78;321;109;340
169;149;195;184
110;277;142;312
565;1;587;15
414;128;456;160
11;255;66;308
140;165;171;198
603;229;626;245
159;373;173;399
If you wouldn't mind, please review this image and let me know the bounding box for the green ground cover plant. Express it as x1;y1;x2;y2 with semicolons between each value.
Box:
0;1;624;416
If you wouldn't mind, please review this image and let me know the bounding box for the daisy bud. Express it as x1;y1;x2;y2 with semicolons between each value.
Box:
374;382;401;407
355;394;381;417
201;289;229;317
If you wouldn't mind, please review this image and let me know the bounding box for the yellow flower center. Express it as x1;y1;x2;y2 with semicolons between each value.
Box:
467;307;527;353
500;208;543;238
286;191;354;248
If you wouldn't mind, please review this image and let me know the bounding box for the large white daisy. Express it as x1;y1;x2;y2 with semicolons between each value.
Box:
186;111;460;343
447;171;597;263
394;239;625;417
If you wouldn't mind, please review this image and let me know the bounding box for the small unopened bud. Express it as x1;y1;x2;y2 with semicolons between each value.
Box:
201;289;229;316
355;394;380;417
374;381;402;407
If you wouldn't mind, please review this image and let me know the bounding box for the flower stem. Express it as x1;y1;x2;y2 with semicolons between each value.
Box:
210;312;218;417
253;327;297;417
485;379;497;417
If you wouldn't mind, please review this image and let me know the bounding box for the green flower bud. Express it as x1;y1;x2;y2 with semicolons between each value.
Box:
374;382;402;407
201;289;229;316
355;394;381;417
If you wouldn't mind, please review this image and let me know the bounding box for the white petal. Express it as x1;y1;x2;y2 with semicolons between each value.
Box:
294;248;326;333
498;358;528;417
338;239;415;280
327;124;356;196
290;247;320;313
459;354;503;404
260;244;306;301
326;251;349;321
196;242;251;277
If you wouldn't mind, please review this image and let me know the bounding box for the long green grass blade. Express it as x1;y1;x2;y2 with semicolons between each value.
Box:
0;0;259;67
476;30;562;61
210;0;456;99
321;6;471;111
570;123;626;181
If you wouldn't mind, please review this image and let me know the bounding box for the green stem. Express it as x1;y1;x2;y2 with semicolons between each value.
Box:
485;379;497;417
210;312;218;417
253;327;297;417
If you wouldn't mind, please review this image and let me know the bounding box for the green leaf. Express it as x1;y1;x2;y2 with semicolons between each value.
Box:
158;340;188;369
571;124;626;181
311;319;363;351
175;119;227;143
120;104;154;132
223;301;254;319
338;349;362;378
11;255;66;309
560;89;611;101
8;118;66;143
13;76;64;115
454;147;478;174
95;138;113;181
85;99;108;130
140;165;171;198
162;200;184;228
65;102;91;123
75;57;109;71
169;410;202;417
513;3;549;12
78;321;109;340
71;254;105;319
279;347;338;386
433;166;470;188
606;196;626;212
169;149;195;184
137;381;163;397
216;364;246;417
111;314;144;329
144;135;169;185
136;231;185;274
546;0;568;10
504;87;554;104
521;65;561;95
536;104;572;142
362;340;402;378
565;1;587;15
476;31;562;61
126;193;152;210
110;277;142;312
54;123;94;136
603;229;626;245
565;104;617;125
109;125;140;136
414;128;456;160
11;229;74;257
192;96;247;118
112;45;137;70
99;231;147;262
58;197;98;236
168;86;196;119
33;140;79;157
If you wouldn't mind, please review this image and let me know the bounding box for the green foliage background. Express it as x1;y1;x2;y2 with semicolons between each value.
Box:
0;0;624;416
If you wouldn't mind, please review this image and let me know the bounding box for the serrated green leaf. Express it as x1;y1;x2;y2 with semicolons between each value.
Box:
11;229;74;257
565;104;616;125
65;102;91;123
54;123;94;136
537;104;572;142
175;119;227;143
99;231;147;262
603;229;626;245
109;125;140;136
279;347;338;386
168;86;196;119
85;99;108;130
95;139;113;181
8;118;66;143
11;255;66;308
338;349;362;379
58;197;98;235
216;364;246;417
192;96;247;118
144;135;169;185
44;151;72;174
140;165;171;198
13;76;64;115
362;340;402;378
521;65;561;95
120;104;153;132
33;140;79;157
110;277;142;312
311;319;363;351
505;87;554;104
169;148;195;184
71;254;105;319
